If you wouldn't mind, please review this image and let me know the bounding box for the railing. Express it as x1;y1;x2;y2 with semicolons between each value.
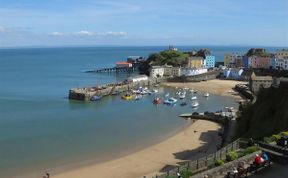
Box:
147;139;247;178
257;141;288;156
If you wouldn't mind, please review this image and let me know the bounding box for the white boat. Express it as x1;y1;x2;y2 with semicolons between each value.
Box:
90;95;102;101
189;89;194;93
165;93;170;97
191;101;199;107
164;97;177;104
152;89;158;93
191;96;197;100
179;94;186;99
135;95;142;100
204;92;210;97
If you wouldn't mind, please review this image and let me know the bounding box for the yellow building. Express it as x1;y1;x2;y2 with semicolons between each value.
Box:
224;54;231;67
188;57;204;68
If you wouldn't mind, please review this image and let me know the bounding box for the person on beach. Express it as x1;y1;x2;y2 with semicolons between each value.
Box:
43;172;50;178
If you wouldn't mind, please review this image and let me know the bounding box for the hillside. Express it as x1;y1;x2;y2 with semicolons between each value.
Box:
235;85;288;140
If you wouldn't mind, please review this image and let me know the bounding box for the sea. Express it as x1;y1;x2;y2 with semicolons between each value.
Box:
0;46;281;177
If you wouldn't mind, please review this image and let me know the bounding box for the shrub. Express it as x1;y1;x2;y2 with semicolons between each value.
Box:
280;131;288;137
226;151;238;161
215;159;225;166
272;134;281;141
179;170;193;178
238;146;259;157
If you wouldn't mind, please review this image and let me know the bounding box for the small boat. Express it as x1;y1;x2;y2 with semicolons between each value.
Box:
189;89;194;93
193;90;198;93
111;91;120;95
152;89;158;93
90;95;102;101
180;102;187;106
165;93;170;97
153;97;162;104
121;93;133;100
179;93;186;99
191;96;197;100
191;101;199;108
164;97;177;105
204;92;210;97
135;95;142;100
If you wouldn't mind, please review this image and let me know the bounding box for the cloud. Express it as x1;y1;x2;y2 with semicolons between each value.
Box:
75;30;96;36
50;32;64;36
50;30;128;37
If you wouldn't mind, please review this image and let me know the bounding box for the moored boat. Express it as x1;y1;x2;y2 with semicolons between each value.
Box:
191;101;199;108
121;93;133;100
204;92;210;97
179;93;186;99
153;97;162;104
90;95;102;101
191;96;197;100
164;97;177;105
180;102;187;106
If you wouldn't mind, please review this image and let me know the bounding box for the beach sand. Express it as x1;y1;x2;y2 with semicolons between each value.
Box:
162;79;247;100
53;120;221;178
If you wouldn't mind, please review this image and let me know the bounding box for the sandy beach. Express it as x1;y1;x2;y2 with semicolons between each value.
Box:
52;120;221;178
162;79;247;100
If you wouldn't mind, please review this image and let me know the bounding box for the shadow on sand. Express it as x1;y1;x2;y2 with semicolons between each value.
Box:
159;130;222;173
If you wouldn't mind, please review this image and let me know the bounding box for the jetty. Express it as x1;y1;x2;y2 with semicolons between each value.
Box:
69;77;164;101
85;66;138;73
179;110;235;124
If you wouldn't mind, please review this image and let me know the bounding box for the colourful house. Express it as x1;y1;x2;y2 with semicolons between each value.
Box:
187;57;204;68
248;56;272;69
242;56;249;68
204;55;215;68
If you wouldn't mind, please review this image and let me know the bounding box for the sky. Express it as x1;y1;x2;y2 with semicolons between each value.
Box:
0;0;287;47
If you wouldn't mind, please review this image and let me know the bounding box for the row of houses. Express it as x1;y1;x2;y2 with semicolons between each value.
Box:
150;49;215;78
224;49;288;70
150;65;208;78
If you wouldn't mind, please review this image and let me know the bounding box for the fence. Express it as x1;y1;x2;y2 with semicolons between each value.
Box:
148;139;248;178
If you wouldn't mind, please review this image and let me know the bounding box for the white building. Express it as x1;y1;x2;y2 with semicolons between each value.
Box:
128;75;148;83
150;66;165;78
171;67;181;77
180;68;207;76
275;57;288;70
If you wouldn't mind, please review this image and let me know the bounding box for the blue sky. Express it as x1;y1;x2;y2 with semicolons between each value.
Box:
0;0;287;47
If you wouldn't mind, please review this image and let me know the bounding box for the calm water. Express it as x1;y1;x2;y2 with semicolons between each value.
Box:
0;46;280;177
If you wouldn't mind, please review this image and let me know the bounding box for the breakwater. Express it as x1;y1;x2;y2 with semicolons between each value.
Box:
69;77;166;101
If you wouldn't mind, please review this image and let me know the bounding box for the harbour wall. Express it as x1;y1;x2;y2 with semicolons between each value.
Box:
69;77;166;101
167;71;220;82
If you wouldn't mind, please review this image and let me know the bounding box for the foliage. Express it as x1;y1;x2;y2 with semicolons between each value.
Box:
215;159;225;166
146;50;189;67
264;130;288;143
238;146;259;157
235;86;288;140
179;170;193;178
226;151;238;161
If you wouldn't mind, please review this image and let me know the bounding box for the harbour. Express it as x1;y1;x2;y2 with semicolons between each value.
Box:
0;46;280;178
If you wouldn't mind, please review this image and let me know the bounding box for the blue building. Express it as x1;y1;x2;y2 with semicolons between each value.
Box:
204;55;215;68
242;56;249;68
223;68;244;79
